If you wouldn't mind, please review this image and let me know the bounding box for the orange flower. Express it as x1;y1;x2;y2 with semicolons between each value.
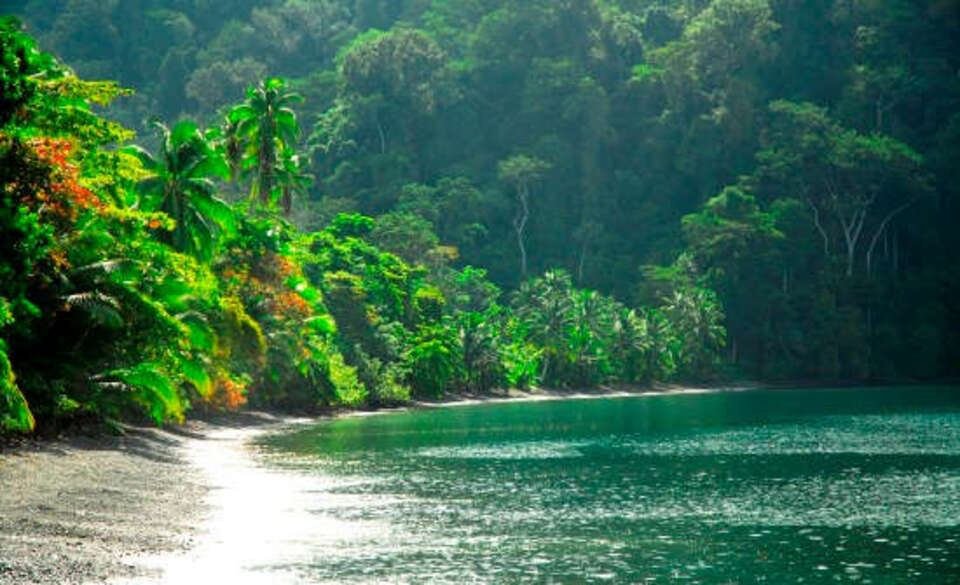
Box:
27;137;103;214
275;291;312;319
214;378;248;410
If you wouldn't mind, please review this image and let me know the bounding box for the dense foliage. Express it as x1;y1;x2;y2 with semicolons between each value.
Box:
0;16;721;433
3;0;959;432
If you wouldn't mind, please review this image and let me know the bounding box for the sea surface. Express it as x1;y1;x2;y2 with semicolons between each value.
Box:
243;386;960;583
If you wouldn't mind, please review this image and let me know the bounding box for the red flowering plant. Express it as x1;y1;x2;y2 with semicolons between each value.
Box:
27;137;101;219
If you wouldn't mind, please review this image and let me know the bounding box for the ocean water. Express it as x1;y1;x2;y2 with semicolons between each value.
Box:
252;386;960;584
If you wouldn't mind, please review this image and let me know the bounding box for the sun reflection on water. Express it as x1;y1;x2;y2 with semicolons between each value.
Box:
117;427;392;585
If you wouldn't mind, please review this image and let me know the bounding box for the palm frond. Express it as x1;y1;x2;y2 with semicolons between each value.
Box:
73;258;140;280
179;357;214;399
63;291;124;329
109;361;184;425
177;311;216;352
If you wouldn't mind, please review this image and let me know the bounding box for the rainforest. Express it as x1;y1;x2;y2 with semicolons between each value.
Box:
1;0;959;433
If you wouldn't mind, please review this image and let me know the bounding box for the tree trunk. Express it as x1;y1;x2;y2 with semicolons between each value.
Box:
839;208;867;277
513;184;530;278
866;197;917;278
376;121;386;155
807;199;830;257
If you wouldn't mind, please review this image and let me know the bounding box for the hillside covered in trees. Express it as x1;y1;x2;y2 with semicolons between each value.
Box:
2;0;959;433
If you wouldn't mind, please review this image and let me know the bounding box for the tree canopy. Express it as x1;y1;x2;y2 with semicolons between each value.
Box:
3;0;960;432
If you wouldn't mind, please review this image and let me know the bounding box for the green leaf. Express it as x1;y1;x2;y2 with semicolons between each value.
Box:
63;291;124;329
153;279;195;313
193;152;231;181
170;119;201;145
180;358;214;399
192;195;237;235
305;315;336;335
122;144;160;173
228;104;256;125
180;312;216;352
1;347;35;433
113;362;183;425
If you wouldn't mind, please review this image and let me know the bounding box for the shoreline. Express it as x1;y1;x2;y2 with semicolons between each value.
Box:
0;413;296;585
340;379;948;418
2;382;956;584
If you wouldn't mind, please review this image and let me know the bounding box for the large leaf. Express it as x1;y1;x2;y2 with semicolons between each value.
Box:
192;151;231;181
192;194;237;235
74;258;142;285
112;362;183;425
63;291;124;329
228;104;257;125
179;311;216;352
170;119;202;146
122;144;162;174
153;278;195;313
180;357;214;399
275;109;299;137
0;347;35;433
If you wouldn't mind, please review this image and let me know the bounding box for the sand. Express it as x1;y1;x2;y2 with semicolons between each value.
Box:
0;413;290;585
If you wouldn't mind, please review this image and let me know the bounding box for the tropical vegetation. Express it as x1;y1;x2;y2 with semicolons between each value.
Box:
3;0;959;433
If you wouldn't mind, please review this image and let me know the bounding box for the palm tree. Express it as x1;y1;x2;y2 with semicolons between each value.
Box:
514;270;575;383
128;120;234;261
275;150;313;216
227;77;304;212
664;287;726;379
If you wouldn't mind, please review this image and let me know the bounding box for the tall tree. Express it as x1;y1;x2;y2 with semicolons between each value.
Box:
128;120;234;261
227;77;304;213
757;100;928;278
498;154;551;279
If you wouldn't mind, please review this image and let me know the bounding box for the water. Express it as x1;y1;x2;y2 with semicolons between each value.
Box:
254;386;960;583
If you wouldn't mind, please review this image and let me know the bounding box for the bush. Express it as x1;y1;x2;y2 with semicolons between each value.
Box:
405;322;463;398
0;343;34;433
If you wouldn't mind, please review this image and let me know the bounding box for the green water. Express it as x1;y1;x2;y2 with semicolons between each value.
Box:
259;387;960;583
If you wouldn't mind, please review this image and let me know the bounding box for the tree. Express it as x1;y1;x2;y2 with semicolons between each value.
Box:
498;154;551;279
513;269;574;384
274;150;313;216
681;185;782;369
565;288;621;386
128;120;234;261
664;286;726;380
758;100;928;278
446;267;506;393
227;77;304;213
